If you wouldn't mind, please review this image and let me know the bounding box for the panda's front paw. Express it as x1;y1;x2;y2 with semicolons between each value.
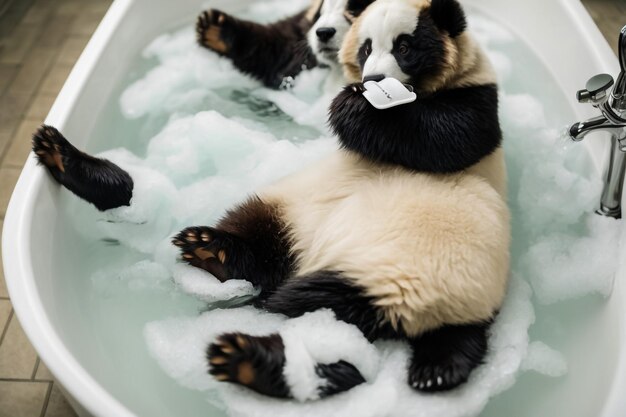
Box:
172;226;231;280
196;9;230;54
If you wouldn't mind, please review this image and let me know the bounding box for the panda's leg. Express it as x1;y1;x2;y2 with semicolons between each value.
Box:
261;271;394;340
206;271;386;398
207;332;365;399
32;125;134;211
407;320;492;392
173;196;294;291
196;10;315;88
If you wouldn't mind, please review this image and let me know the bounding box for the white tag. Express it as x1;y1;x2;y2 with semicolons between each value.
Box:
362;78;417;109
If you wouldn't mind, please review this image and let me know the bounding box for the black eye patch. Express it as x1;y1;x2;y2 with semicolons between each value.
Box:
390;17;446;80
357;38;372;69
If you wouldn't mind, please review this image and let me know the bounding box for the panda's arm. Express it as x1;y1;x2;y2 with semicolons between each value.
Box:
329;83;502;173
200;9;318;88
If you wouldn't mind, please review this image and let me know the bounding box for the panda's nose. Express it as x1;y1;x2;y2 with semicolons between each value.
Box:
363;74;386;83
316;27;336;43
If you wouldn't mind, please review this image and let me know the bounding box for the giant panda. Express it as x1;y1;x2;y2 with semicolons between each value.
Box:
31;0;509;400
179;0;509;399
196;0;375;88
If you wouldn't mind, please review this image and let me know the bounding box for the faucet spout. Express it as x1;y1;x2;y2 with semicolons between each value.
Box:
569;116;609;141
569;115;624;142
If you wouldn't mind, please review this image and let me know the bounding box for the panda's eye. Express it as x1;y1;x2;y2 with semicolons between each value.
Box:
398;42;410;56
364;42;372;57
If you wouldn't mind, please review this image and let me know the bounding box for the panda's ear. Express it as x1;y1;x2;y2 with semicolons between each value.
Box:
347;0;375;18
429;0;467;38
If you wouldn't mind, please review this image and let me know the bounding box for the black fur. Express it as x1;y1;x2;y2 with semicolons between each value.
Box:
261;272;490;392
357;38;372;69
429;0;467;38
207;332;290;398
347;0;375;18
197;9;318;89
393;13;448;87
174;196;295;295
207;331;366;398
407;320;491;391
329;83;501;173
316;360;367;397
262;271;396;341
32;125;133;211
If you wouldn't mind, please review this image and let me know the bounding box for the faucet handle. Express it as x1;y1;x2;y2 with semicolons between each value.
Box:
577;73;614;105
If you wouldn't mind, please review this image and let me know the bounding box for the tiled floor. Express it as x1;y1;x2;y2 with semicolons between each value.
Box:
0;0;623;416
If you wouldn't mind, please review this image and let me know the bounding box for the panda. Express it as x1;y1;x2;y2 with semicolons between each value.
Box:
195;0;375;88
31;0;509;400
180;0;509;399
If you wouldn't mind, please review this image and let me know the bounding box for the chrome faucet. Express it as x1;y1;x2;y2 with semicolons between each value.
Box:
569;25;626;219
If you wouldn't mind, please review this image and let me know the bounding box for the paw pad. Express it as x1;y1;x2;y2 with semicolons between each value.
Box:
172;226;232;281
32;125;67;173
196;9;228;53
208;333;256;385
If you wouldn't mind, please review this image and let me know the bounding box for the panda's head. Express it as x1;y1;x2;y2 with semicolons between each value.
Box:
306;0;376;67
340;0;485;92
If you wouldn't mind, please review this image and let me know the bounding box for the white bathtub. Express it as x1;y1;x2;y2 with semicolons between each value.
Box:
2;0;625;416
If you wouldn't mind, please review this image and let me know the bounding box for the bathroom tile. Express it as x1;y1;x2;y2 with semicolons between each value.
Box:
39;63;74;95
56;36;90;66
35;358;54;381
0;313;38;378
0;220;8;298
54;0;87;17
84;1;112;16
0;63;19;96
0;23;42;65
0;299;11;331
36;14;75;49
21;2;52;25
4;119;40;168
6;47;56;97
44;383;78;417
0;93;31;127
0;168;21;218
0;381;49;417
26;93;57;122
69;13;104;37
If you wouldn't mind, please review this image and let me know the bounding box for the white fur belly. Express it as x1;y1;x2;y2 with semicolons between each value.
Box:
260;151;510;336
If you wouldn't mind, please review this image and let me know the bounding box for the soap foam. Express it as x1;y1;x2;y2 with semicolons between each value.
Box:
64;8;622;417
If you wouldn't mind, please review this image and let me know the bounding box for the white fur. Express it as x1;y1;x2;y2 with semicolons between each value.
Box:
358;0;423;81
308;0;353;66
280;310;380;401
261;148;510;336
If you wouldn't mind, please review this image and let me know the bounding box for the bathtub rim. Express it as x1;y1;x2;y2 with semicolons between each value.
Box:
1;0;624;417
2;0;136;416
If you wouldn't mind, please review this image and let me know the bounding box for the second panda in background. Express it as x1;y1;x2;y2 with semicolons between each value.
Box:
196;0;375;88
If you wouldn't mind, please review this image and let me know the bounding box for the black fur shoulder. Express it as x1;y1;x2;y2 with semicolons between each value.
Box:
328;83;501;173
